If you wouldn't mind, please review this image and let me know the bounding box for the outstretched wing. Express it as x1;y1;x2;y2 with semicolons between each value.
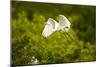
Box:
42;18;58;37
58;15;71;30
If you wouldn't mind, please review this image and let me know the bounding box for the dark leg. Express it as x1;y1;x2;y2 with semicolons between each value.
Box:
65;32;74;41
63;32;71;44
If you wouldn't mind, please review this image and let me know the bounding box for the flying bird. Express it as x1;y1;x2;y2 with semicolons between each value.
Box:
42;14;74;42
42;15;71;38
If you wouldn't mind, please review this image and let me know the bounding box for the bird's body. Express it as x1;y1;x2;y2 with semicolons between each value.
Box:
42;15;71;37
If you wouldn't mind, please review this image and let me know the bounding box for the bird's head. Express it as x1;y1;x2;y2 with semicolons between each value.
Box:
61;26;69;32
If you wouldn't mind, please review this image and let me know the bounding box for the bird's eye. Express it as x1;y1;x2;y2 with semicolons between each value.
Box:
65;27;68;28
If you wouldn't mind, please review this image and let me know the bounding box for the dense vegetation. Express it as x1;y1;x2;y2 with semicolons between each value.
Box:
12;1;96;65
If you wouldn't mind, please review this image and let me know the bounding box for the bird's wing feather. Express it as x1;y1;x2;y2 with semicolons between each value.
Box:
58;15;71;29
42;18;58;37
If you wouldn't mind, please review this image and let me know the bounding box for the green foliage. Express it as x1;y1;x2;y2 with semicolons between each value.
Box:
12;1;96;65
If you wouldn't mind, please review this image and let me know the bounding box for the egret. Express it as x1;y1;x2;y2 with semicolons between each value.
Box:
42;15;74;42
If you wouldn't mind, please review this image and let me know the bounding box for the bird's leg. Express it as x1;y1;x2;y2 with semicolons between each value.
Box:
65;32;74;41
63;32;71;44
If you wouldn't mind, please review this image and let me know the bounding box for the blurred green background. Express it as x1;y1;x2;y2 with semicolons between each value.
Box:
12;1;96;65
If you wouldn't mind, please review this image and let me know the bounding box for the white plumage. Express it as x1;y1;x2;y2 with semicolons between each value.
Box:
42;15;71;37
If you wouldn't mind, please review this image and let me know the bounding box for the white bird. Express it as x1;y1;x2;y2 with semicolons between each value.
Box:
42;15;71;38
29;56;39;64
